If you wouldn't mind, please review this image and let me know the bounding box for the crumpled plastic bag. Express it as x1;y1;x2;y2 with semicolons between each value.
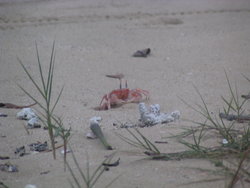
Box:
139;103;180;126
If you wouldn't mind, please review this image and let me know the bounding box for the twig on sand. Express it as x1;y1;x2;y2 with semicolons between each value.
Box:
219;113;250;121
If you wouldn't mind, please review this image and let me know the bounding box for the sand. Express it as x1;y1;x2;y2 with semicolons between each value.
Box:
0;0;250;187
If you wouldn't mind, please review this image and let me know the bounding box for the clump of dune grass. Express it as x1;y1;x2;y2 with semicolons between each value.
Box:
117;73;250;187
18;42;69;160
171;73;250;186
67;150;120;188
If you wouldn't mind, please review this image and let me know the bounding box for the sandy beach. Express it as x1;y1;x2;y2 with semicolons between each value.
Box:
0;0;250;187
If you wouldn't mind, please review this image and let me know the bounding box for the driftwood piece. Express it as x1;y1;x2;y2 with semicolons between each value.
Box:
0;102;36;109
219;113;250;121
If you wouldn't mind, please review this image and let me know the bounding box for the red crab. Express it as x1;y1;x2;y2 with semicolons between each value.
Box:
95;74;149;110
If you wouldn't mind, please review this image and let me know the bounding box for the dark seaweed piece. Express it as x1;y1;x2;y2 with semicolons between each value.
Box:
132;48;151;57
102;158;120;167
14;146;26;157
0;163;18;172
0;156;10;160
0;113;7;117
29;141;48;152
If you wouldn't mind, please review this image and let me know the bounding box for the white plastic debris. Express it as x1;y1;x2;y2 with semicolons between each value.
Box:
24;184;37;188
86;116;102;139
60;149;71;154
222;139;228;145
27;117;41;129
139;103;180;126
89;116;102;124
17;108;37;120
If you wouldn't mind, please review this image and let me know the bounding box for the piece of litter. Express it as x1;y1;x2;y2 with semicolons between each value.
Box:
0;156;10;160
0;162;18;172
17;108;37;120
29;141;48;152
133;48;151;57
40;170;50;175
222;139;228;145
89;116;102;124
27;117;41;129
60;149;71;154
0;113;7;117
139;103;180;126
86;132;97;139
14;146;26;157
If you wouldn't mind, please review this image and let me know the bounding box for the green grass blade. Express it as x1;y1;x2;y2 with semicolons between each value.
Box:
47;53;55;106
89;157;112;187
104;174;122;188
125;128;147;149
135;128;160;153
179;97;206;117
242;74;250;82
17;84;47;112
46;41;56;104
68;179;75;188
69;146;88;184
66;161;81;188
221;96;236;113
225;71;239;113
116;132;145;148
89;153;116;187
86;151;90;187
134;128;153;151
35;42;46;94
51;86;64;114
18;58;46;100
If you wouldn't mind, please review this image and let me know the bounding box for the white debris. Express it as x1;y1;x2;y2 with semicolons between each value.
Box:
86;116;102;139
222;139;228;145
89;116;102;124
24;184;37;188
27;117;41;129
139;103;180;126
86;132;97;139
60;149;71;154
17;108;37;120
